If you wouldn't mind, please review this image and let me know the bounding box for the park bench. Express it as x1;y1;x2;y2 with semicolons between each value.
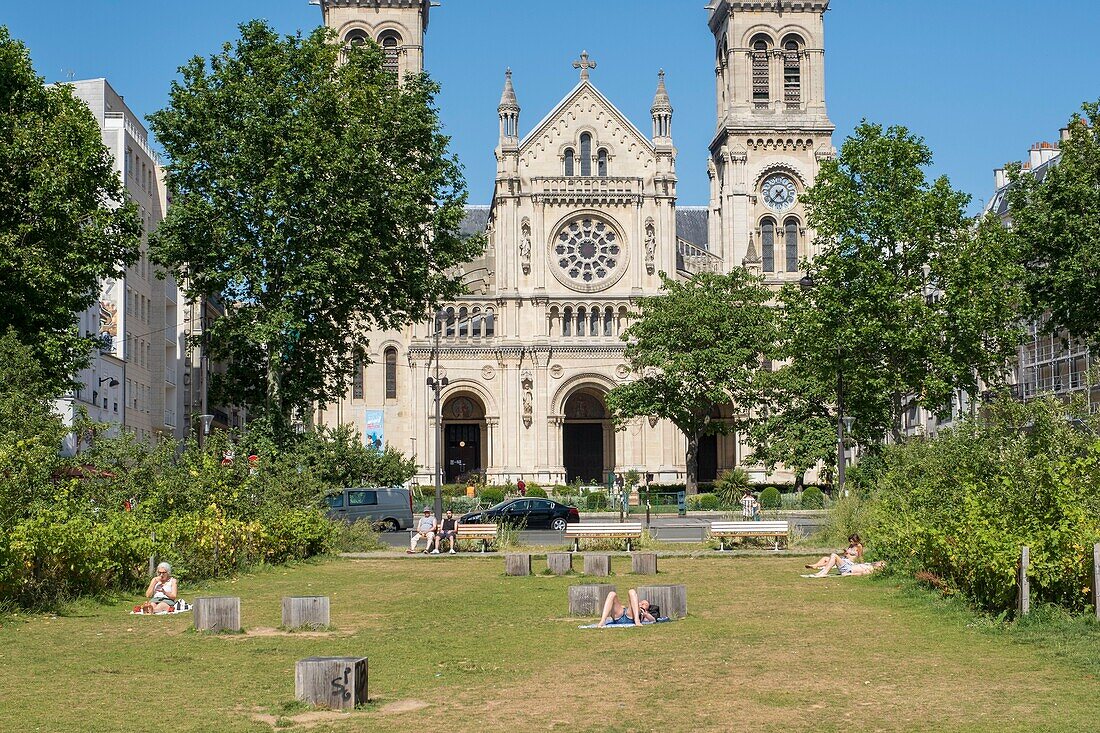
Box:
710;520;790;551
455;523;498;553
564;522;643;552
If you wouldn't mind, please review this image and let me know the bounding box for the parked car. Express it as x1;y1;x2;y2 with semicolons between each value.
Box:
460;497;580;531
324;487;414;531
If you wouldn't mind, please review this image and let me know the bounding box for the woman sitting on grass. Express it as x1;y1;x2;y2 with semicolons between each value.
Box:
145;562;178;611
596;589;656;627
806;533;864;570
812;553;885;577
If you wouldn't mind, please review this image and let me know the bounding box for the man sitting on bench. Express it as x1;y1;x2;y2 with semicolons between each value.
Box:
433;509;458;554
408;507;437;554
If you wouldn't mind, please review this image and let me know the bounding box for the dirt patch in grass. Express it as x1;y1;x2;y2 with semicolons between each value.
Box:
247;706;357;730
379;699;429;714
233;626;338;638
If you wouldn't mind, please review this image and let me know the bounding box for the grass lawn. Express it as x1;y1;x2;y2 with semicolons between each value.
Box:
1;555;1098;732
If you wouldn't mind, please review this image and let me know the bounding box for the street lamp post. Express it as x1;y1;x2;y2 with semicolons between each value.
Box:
198;413;214;450
426;310;449;520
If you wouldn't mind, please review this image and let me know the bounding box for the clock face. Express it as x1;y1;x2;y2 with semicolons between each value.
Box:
762;174;797;212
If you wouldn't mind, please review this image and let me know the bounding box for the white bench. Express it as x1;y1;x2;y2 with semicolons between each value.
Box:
564;522;643;552
710;521;790;551
455;523;498;553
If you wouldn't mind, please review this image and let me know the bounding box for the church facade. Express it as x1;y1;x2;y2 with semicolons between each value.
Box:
314;0;834;487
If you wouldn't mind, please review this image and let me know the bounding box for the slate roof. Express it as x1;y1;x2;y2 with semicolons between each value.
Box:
675;206;709;249
459;206;490;238
987;153;1060;219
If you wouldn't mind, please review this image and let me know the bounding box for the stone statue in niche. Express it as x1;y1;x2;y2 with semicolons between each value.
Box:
521;374;533;428
644;218;656;275
520;218;532;275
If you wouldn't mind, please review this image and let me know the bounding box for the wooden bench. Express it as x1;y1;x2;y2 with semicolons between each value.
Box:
710;521;790;551
565;522;644;552
455;523;498;553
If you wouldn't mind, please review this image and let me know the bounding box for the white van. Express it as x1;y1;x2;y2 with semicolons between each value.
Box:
324;487;414;531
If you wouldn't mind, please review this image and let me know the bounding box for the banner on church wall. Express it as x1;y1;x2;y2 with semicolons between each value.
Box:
364;410;384;451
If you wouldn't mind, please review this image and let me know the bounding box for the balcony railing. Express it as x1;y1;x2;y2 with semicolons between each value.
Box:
531;176;643;205
165;322;177;345
165;366;177;386
164;409;176;428
676;239;722;275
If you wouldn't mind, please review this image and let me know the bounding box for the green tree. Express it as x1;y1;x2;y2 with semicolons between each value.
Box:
744;365;837;488
149;22;481;439
788;121;1026;443
0;27;142;387
605;271;778;494
1007;101;1100;341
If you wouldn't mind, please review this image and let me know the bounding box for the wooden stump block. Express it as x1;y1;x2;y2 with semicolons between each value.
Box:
193;596;241;632
295;657;367;710
568;584;616;616
282;596;330;630
547;552;572;575
505;553;531;576
583;554;610;577
631;552;658;575
636;584;687;619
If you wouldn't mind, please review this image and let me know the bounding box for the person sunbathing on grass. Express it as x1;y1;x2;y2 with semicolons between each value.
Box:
595;589;656;627
144;562;178;612
812;553;885;577
806;533;864;570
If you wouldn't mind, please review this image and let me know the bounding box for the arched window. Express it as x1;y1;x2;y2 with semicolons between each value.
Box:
562;307;572;336
458;306;469;338
751;35;771;106
384;347;397;399
784;218;799;272
761;218;776;273
589;306;600;335
580;133;592;176
470;307;483;338
603;307;614;336
484;308;495;337
576;307;587;336
564;148;575;177
783;37;802;107
444;307;455;337
380;32;401;75
344;29;369;47
352;358;364;400
597;149;608;177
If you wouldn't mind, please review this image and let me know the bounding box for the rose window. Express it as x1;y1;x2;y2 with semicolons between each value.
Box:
554;217;621;286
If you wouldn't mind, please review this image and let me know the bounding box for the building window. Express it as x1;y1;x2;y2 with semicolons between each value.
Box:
783;37;802;107
380;32;401;75
761;218;776;273
597;149;608;177
384;347;397;399
603;307;614;336
344;29;368;47
562;307;572;336
458;307;469;338
564;148;575;176
751;36;771;106
352;358;364;400
444;307;455;337
484;308;495;337
785;218;799;272
580;133;592;176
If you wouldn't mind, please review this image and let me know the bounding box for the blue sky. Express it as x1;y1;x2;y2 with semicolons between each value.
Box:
5;1;1098;212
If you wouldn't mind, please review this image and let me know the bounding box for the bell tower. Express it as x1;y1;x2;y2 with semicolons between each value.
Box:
707;0;834;282
315;0;433;79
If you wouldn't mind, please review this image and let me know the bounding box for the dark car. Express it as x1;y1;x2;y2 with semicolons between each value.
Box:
460;498;580;531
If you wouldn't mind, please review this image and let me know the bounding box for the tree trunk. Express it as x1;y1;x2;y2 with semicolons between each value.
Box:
890;391;904;444
794;472;805;491
685;432;699;495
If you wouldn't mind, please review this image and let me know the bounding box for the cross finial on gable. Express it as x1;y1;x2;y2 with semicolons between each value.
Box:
573;50;596;81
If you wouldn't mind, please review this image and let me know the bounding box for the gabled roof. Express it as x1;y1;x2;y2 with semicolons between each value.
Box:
519;79;654;155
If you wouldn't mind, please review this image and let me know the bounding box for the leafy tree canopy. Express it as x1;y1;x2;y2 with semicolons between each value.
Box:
1007;100;1100;342
0;27;142;389
605;270;778;493
787;121;1026;443
149;22;482;438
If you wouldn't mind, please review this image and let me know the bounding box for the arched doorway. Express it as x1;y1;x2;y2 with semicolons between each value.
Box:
442;394;486;483
562;389;610;484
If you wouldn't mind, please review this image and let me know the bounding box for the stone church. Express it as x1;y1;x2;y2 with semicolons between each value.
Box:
313;0;834;487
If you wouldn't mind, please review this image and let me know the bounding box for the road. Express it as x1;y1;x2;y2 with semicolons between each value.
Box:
378;513;826;548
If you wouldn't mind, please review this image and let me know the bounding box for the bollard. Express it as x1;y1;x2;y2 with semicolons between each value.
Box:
583;554;611;576
194;596;241;632
631;552;658;575
1017;546;1030;617
568;584;616;616
636;584;688;619
547;552;572;575
282;596;331;630
296;657;367;709
505;553;531;576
